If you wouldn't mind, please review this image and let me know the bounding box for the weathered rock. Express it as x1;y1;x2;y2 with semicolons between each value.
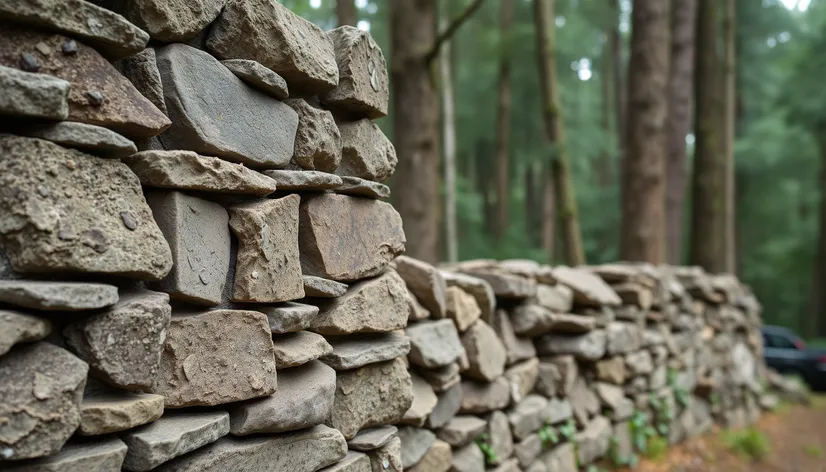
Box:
206;0;338;94
534;362;558;398
367;436;403;472
575;416;612;465
460;377;511;414
322;451;371;472
155;43;298;168
329;358;413;439
284;99;341;172
152;309;276;407
311;271;407;335
0;136;172;279
492;310;536;365
256;302;319;334
121;411;230;471
461;320;507;382
613;282;653;309
336;119;397;182
0;0;148;59
0;342;88;460
333;176;389;199
613;421;634;464
322;27;389;119
229;195;304;303
262;170;342;192
229;361;335;435
460;270;537;299
0;65;69;120
397;426;435;469
145;191;230;306
595;356;627;385
5;437;127;472
535;284;573;312
64;290;170;390
401;373;439;426
441;271;496;323
535;330;607;361
552;267;621;306
437;415;487;447
101;0;225;42
407;439;451;472
0;310;50;356
78;391;164;435
426;382;462;429
153;425;347;472
625;350;654;376
541;356;578;396
304;275;348;298
322;331;410;370
514;434;542;469
0;281;118;311
128;151;279;196
395;256;447;317
348;425;397;451
505;358;540;403
406;319;465;369
508;395;550;440
594;382;633;421
451;443;485;472
510;305;596;337
490;458;521;472
418;363;461;392
570;378;600;426
487;410;514;466
221;59;289;99
20;121;137;157
547;398;574;424
0;26;169;136
299;194;405;281
272;331;333;369
114;47;166;114
539;442;577;472
605;322;642;355
446;286;482;332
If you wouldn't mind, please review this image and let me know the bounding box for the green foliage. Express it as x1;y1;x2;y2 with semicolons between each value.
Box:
558;418;577;443
538;421;559;449
722;428;770;462
643;436;669;461
474;433;499;465
608;435;638;468
803;443;824;458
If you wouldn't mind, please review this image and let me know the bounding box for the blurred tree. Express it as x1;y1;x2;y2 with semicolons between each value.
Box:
494;0;516;244
723;0;737;273
336;0;356;27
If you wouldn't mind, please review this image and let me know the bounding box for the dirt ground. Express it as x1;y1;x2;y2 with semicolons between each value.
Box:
616;395;826;472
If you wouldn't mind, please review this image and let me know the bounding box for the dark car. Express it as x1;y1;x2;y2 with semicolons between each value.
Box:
762;325;826;391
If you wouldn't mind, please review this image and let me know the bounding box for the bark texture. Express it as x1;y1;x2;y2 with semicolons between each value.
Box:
336;0;357;27
440;2;458;263
494;0;515;243
723;0;737;273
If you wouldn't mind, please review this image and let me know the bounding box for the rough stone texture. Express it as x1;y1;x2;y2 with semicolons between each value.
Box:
221;59;289;99
575;416;612;465
0;281;118;311
552;267;622;306
625;350;654;376
446;286;481;332
336;119;397;182
0;65;69;120
0;26;169;137
299;194;405;281
272;331;333;369
508;394;549;440
64;290;170;390
229;195;304;303
595;356;627;385
395;256;447;317
407;289;431;321
256;302;319;334
145;191;230;306
570;378;600;426
322;331;410;370
121;411;230;472
206;0;339;94
153;425;347;472
336;176;391;199
451;443;484;472
487;410;514;466
514;434;542;469
152;309;276;408
322;451;371;472
114;47;166;115
441;271;496;323
406;319;465;369
505;358;540;403
262;169;343;191
311;271;408;335
397;426;435;469
426;382;462;429
347;425;397;451
437;415;487;447
128;151;279;196
322;26;389;119
401;373;439;426
78;391;164;435
0;136;173;280
605;322;642;355
535;330;607;361
461;320;507;382
229;361;335;435
20;121;137;157
285;98;341;172
540;356;578;396
0;310;51;356
0;342;88;460
367;436;402;472
4;437;126;472
407;439;451;472
535;284;573;312
492;310;536;365
418;363;461;392
156;43;298;168
329;358;413;439
460;270;537;300
460;377;511;414
304;275;348;298
547;398;574;424
510;305;596;337
540;442;577;472
101;0;225;42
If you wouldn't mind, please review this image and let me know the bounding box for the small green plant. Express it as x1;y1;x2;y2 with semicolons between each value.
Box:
643;436;669;460
558;418;577;443
721;428;770;461
538;422;559;449
607;434;638;468
667;368;691;409
803;443;824;458
474;433;499;465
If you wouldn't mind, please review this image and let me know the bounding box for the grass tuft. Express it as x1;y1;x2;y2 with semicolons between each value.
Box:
803;443;824;458
722;428;770;462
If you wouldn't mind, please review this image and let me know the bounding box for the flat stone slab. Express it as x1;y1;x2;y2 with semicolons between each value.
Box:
79;391;164;435
535;330;607;361
504;358;540;403
400;373;438;427
552;266;622;306
451;443;484;472
272;331;333;369
397;426;436;469
459;377;511;414
121;411;230;472
418;363;461;392
460;320;507;382
262;169;342;191
507;395;549;440
254;302;320;334
510;305;596;337
101;0;226;43
406;319;464;369
21;121;137;157
310;271;408;335
0;281;118;311
347;425;398;451
114;48;166;114
321;331;410;370
458;270;537;299
127;150;279;196
366;436;402;472
336;119;396;182
446;286;481;332
0;310;51;356
407;439;451;472
5;437;127;472
536;284;574;312
221;59;289;99
395;256;447;318
440;271;496;323
437;415;487;447
284;99;341;172
319;451;371;472
303;275;348;298
0;64;69;120
335;176;390;199
491;309;535;365
426;382;462;429
322;26;389;119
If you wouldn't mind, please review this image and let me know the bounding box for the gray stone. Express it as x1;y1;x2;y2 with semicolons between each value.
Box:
335;176;391;199
299;194;404;281
0;136;172;279
625;350;654;376
151;309;276;407
487;410;513;466
613;421;634;464
367;436;402;472
570;378;600;426
63;290;169;387
418;362;461;392
229;195;304;303
21;121;137;157
505;358;540;403
222;59;289;99
337;119;396;182
5;437;126;472
347;425;397;451
206;0;338;94
406;319;464;369
460;377;511;414
510;305;596;337
322;27;389;119
451;443;485;472
146;191;230;306
285;99;341;172
256;302;319;334
401;373;439;427
101;0;225;42
329;358;413;439
0;0;148;59
156;43;298;168
311;271;408;335
461;320;507;382
489;458;520;472
534;362;558;398
0;65;68;120
395;256;447;317
508;395;549;440
272;331;333;369
552;267;621;306
0;342;88;460
304;275;348;298
446;286;481;332
426;382;462;429
575;416;611;465
128;151;279;196
605;322;642;355
229;360;335;435
407;439;451;472
514;434;542;469
546;398;573;424
535;330;607;361
594;382;633;421
78;391;164;435
539;443;577;472
460;270;537;299
153;425;347;472
114;48;166;114
322;331;410;370
0;310;50;356
262;169;343;191
542;356;578;396
535;284;573;312
397;426;435;469
437;415;487;447
0;281;118;311
441;271;496;323
321;451;371;472
492;309;535;365
121;411;230;472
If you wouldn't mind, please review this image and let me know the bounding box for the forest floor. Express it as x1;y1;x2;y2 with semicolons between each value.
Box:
614;395;826;472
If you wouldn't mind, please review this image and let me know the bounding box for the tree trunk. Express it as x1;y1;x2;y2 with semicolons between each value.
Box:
598;40;614;189
722;0;737;274
525;163;539;246
336;0;357;27
609;0;626;168
494;0;515;243
665;0;697;265
620;0;669;264
812;126;826;337
689;0;725;273
541;165;556;262
391;0;440;263
533;0;585;266
440;3;458;263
